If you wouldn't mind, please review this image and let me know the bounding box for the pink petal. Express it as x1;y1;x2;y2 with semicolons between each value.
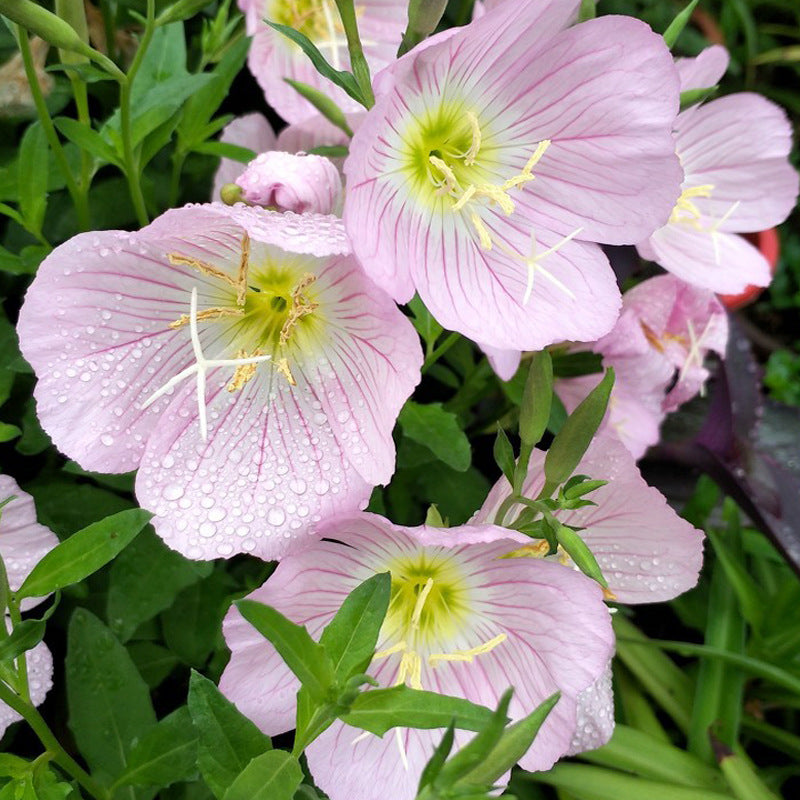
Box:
566;663;614;756
675;93;798;232
676;45;729;93
641;224;772;293
0;474;59;602
0;638;52;737
212;113;277;201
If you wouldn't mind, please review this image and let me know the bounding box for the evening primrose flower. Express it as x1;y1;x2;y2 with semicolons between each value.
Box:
239;0;406;122
0;475;58;736
637;79;799;293
220;513;614;799
17;205;422;561
475;431;704;604
344;0;683;350
557;275;729;457
235;151;343;214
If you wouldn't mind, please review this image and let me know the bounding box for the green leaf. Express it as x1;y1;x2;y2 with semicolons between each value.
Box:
417;723;455;792
16;509;152;600
407;295;444;351
0;618;46;664
398;401;471;472
107;528;212;641
551;349;603;379
66;609;156;778
284;79;353;137
53;116;121;166
319;572;391;681
161;571;231;666
456;692;559;787
717;747;782;800
527;763;731;800
518;351;552;448
663;0;701;49
18;121;49;234
114;707;198;789
0;423;20;443
265;20;364;104
340;685;495;735
541;368;614;499
193;141;256;162
493;427;515;487
437;690;513;786
127;642;179;689
236;600;335;702
554;525;608;588
222;751;303;800
188;672;272;800
680;86;718;109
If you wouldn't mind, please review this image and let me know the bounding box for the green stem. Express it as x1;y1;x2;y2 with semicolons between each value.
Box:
0;681;110;800
16;26;87;230
168;149;187;208
421;332;460;374
332;0;374;107
118;0;156;226
97;0;117;63
69;76;93;230
493;494;520;527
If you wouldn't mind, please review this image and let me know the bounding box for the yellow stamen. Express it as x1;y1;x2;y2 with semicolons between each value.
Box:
641;321;665;353
451;184;477;212
236;233;250;306
602;587;618;601
169;306;244;329
428;632;507;665
503;540;551;559
227;348;263;392
396;650;423;690
168;252;237;287
276;357;296;386
669;184;714;225
374;640;408;659
279;273;319;346
429;154;459;195
410;577;434;631
463;111;482;166
471;212;493;250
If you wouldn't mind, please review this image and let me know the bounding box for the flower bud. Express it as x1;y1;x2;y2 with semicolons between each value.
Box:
235;151;342;215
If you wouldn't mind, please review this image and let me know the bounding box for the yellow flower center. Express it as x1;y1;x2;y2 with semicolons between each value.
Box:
374;550;506;690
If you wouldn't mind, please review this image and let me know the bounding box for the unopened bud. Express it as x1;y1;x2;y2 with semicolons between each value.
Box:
236;151;342;215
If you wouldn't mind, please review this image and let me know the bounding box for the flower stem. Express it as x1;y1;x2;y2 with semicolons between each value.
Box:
118;0;156;226
332;0;374;107
16;26;89;231
422;332;460;374
0;681;110;800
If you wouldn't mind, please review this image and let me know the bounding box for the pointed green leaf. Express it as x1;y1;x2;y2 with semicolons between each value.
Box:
188;671;272;800
417;722;455;792
319;572;391;681
457;692;559;787
65;609;156;777
284;79;353;137
399;401;471;471
554;525;608;588
493;427;516;487
265;21;364;105
541;368;614;499
340;685;495;735
236;600;335;701
114;707;198;788
222;751;303;800
16;508;152;599
663;0;701;49
18;122;49;234
519;350;553;448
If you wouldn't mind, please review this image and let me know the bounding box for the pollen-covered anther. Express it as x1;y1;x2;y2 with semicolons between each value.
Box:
428;632;507;666
276;357;297;386
504;539;552;559
227;348;264;392
169;306;244;330
669;184;714;226
168;252;239;287
279;273;319;346
236;233;251;306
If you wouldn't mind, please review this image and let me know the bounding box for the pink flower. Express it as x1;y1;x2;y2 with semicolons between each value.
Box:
239;0;407;122
558;275;729;458
637;89;799;293
0;475;58;736
18;205;422;561
475;431;704;604
236;151;343;214
212;113;278;202
212;113;354;202
344;0;683;350
220;513;614;798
